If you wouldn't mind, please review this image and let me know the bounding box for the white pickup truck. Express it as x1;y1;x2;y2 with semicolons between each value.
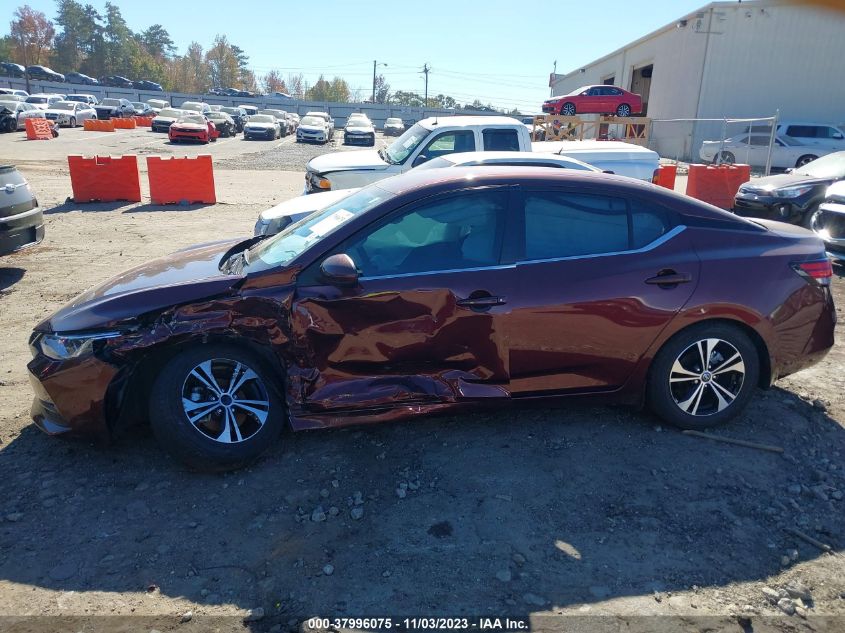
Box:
305;115;658;192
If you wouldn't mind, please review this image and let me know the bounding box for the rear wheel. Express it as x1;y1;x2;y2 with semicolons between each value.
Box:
796;154;818;168
561;102;576;116
69;117;76;128
716;151;735;165
149;344;285;471
647;323;760;429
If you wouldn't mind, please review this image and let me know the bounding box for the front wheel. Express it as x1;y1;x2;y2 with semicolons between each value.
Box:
716;151;735;165
69;117;76;128
149;344;285;471
647;323;760;430
561;102;576;116
796;154;818;168
615;103;631;117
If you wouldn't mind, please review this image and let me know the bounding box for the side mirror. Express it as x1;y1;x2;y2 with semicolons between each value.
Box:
320;253;359;286
412;154;430;167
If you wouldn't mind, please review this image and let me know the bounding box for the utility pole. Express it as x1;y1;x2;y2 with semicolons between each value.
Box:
372;60;387;103
422;63;430;107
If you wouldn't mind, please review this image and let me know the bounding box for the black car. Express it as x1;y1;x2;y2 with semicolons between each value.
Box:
1;165;43;256
206;111;236;137
733;151;845;227
100;75;133;88
220;106;247;132
65;71;98;85
26;65;64;82
134;80;163;91
94;98;135;119
0;62;25;78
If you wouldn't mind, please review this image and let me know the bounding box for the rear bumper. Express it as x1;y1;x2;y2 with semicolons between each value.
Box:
0;206;44;256
344;134;374;145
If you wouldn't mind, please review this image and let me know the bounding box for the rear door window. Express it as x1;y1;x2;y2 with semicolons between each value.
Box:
785;125;818;139
483;128;520;151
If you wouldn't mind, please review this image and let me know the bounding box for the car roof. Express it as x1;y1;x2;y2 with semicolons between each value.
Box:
416;115;520;128
431;151;598;170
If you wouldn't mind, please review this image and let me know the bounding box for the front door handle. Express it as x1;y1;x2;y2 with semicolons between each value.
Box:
456;295;507;309
645;271;692;287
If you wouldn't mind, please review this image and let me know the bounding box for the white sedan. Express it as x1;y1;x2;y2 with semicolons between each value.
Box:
43;101;97;127
0;100;46;131
699;133;832;169
254;151;602;236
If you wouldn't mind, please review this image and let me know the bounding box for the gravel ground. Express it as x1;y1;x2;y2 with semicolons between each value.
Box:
0;130;844;632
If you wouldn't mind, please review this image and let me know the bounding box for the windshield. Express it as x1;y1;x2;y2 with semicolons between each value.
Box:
385;118;402;125
248;115;274;123
795;152;845;179
564;85;593;96
26;97;47;104
52;102;75;111
102;99;119;106
66;95;86;102
300;116;324;126
221;107;239;115
384;124;429;164
177;115;206;124
158;108;182;118
247;186;395;272
260;110;285;117
207;113;228;121
132;102;145;109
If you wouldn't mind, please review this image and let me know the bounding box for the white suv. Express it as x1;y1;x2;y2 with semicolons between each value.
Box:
777;122;845;150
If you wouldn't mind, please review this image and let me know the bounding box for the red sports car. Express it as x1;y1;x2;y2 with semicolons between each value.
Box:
27;168;835;471
542;85;643;117
168;114;217;143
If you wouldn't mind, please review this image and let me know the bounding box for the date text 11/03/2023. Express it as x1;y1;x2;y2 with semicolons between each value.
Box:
305;617;530;630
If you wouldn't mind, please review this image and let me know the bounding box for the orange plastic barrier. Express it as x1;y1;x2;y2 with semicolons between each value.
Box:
134;116;153;127
25;118;53;140
83;119;115;132
146;155;216;205
67;155;142;203
111;117;137;129
653;164;677;190
685;164;751;209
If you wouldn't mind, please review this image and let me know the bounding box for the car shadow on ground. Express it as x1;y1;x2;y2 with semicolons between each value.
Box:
123;203;216;214
0;266;25;291
0;389;842;628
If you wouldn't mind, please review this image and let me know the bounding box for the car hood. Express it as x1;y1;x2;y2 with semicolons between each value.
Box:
741;172;832;191
345;125;373;133
260;188;359;221
38;239;246;333
246;122;275;129
43;108;72;116
172;121;206;130
153;116;178;122
308;149;389;174
299;124;326;132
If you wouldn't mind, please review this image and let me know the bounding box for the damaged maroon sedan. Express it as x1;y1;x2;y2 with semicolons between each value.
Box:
28;168;835;471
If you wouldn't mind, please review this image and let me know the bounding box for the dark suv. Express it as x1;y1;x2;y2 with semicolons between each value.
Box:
0;62;25;78
26;65;65;82
100;75;133;88
65;71;99;85
134;80;163;91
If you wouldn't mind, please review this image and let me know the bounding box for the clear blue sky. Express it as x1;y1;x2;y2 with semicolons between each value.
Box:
9;0;708;109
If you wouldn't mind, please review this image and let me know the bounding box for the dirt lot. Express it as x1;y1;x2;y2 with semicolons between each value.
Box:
0;127;843;633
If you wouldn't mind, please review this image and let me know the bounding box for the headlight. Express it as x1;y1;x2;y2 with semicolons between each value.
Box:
37;331;123;360
774;185;813;198
310;174;331;190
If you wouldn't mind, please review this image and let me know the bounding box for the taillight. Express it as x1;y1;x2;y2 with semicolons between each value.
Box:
791;258;833;286
652;168;660;184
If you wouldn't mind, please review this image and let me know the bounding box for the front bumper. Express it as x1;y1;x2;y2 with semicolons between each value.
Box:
733;193;816;224
170;129;208;142
344;133;374;145
298;132;326;143
245;128;275;139
541;104;557;113
27;348;117;438
0;206;44;256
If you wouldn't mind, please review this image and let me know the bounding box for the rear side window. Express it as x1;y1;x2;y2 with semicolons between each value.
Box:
522;192;673;261
483;128;520;151
785;125;818;138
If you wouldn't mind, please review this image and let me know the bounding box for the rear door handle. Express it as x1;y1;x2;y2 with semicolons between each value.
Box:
456;296;507;308
645;271;692;286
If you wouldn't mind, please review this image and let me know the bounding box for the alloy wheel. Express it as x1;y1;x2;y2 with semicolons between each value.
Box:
561;103;576;116
617;104;631;117
181;358;270;444
668;338;745;416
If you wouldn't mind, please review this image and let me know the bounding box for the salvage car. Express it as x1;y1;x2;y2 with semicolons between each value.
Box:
43;100;96;127
134;80;163;91
811;180;845;261
0;101;45;132
243;114;281;140
1;164;43;255
131;102;156;117
383;117;405;136
296;115;330;144
169;114;216;144
151;107;186;133
221;106;248;132
734;151;845;226
94;98;135;119
27;168;835;471
344;115;375;146
206;111;236;137
542;85;643;117
699;133;829;169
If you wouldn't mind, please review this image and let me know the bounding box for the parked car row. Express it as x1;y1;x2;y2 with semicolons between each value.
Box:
0;62;164;91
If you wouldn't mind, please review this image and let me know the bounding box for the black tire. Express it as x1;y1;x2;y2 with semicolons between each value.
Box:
717;151;735;165
647;322;760;430
616;103;631;117
149;343;285;472
560;102;576;116
801;205;819;229
796;154;818;168
69;117;76;128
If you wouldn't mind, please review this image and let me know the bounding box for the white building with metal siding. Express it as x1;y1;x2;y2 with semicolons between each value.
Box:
549;1;845;159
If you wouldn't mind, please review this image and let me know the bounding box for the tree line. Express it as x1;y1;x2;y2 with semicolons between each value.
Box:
2;2;516;110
